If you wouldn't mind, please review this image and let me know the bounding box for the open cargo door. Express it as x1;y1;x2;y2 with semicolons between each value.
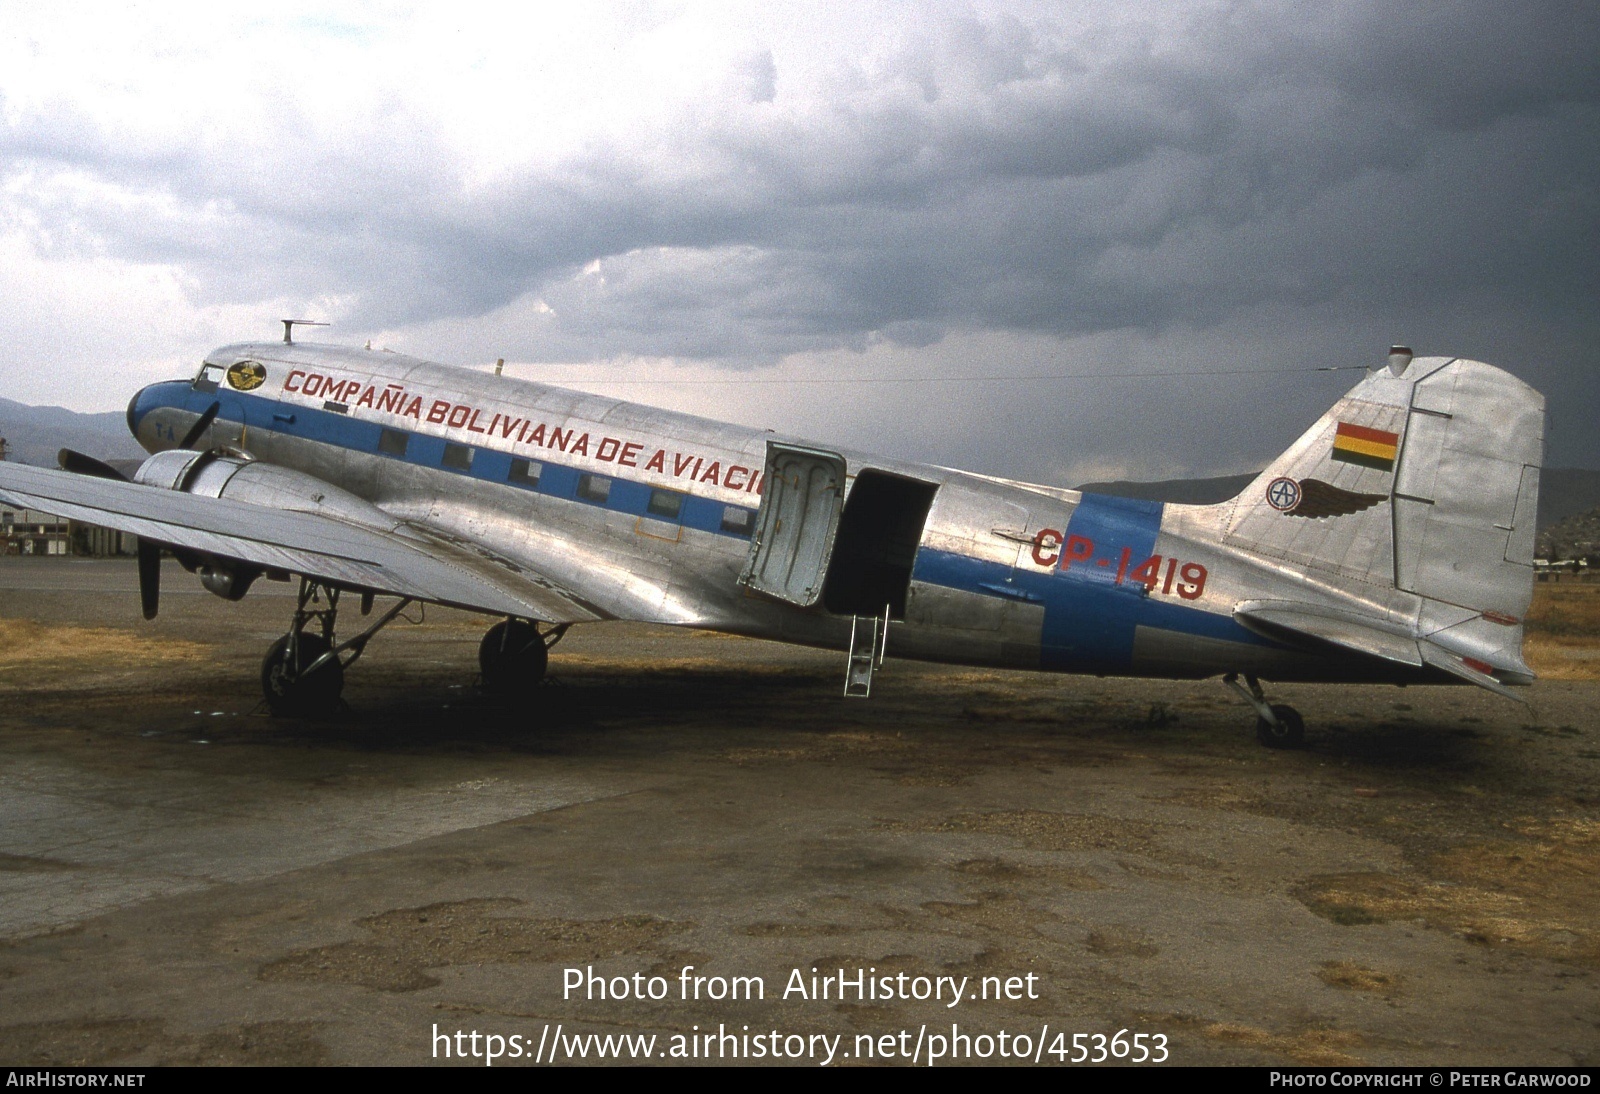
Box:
738;442;848;607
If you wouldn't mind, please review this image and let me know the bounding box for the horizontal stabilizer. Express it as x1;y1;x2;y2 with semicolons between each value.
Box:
1234;600;1422;667
1235;598;1529;700
1418;642;1526;702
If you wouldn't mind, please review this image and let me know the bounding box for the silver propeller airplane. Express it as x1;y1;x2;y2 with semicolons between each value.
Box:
0;330;1544;747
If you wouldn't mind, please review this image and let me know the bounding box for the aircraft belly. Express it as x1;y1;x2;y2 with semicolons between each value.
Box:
897;581;1044;667
1129;625;1311;678
906;579;1015;632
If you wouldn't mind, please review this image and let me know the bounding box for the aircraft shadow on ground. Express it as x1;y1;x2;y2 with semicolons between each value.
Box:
240;667;1505;788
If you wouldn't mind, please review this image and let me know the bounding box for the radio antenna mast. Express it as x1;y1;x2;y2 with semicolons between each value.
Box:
280;319;330;344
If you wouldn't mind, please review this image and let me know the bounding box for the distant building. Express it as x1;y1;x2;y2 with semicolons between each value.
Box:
74;522;139;557
0;435;137;557
2;507;71;555
0;506;137;557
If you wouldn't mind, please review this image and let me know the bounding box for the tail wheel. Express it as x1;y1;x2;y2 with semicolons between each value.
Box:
1255;704;1306;749
261;633;344;717
479;620;549;696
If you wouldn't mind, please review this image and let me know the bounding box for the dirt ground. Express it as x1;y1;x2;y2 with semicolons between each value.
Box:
0;559;1596;1067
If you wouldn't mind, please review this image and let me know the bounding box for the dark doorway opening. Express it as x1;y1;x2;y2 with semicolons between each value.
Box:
822;470;939;619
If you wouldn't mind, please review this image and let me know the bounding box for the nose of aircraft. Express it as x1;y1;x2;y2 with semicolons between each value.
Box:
125;382;179;444
126;385;147;439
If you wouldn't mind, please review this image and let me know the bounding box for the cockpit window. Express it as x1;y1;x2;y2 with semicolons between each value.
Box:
193;363;226;393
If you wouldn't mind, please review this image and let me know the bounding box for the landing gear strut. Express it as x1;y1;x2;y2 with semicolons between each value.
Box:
260;578;412;716
479;619;567;698
1223;672;1306;749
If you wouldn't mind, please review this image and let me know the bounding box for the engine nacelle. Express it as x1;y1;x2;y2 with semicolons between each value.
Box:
134;450;396;524
133;449;398;600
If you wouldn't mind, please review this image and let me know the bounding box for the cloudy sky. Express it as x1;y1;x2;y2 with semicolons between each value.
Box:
0;1;1595;483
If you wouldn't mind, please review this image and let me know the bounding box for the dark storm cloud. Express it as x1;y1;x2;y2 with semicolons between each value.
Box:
1;1;1595;470
9;3;1595;334
414;2;1596;355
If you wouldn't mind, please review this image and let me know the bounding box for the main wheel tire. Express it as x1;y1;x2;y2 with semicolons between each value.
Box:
261;633;344;717
1255;703;1306;749
479;620;549;697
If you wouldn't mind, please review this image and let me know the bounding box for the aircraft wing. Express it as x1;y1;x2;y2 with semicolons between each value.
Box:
0;463;605;623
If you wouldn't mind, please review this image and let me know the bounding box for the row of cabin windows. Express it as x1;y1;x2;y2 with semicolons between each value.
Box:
375;427;754;535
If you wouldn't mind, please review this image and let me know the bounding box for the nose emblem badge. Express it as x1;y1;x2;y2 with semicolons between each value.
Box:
226;361;267;391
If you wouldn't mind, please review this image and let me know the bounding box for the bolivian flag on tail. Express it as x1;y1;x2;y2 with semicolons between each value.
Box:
1332;422;1400;472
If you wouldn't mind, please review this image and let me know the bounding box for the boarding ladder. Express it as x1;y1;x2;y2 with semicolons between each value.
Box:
844;605;891;698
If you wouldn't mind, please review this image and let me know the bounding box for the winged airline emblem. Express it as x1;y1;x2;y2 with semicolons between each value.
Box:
226;361;267;391
1280;477;1387;519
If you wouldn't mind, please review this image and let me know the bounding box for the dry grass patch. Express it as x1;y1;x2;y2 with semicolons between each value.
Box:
0;1015;330;1066
1085;926;1160;958
0;618;207;683
1318;961;1402;997
1297;816;1600;964
1524;584;1600;679
0;1018;163;1067
950;857;1106;890
724;729;915;767
737;922;855;938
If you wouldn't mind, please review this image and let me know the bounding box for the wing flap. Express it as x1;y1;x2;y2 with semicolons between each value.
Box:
0;463;601;623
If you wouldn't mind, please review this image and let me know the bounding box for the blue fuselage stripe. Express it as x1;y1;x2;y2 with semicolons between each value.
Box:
1042;493;1165;672
131;381;756;540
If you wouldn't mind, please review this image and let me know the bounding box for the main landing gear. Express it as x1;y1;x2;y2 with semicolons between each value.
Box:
1223;672;1306;749
259;580;567;716
261;579;413;716
479;619;568;698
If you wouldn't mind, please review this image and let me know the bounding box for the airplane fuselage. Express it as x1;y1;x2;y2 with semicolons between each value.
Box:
122;342;1439;685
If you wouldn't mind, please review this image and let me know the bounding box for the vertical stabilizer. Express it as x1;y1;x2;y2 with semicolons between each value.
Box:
1220;367;1414;589
1217;356;1543;690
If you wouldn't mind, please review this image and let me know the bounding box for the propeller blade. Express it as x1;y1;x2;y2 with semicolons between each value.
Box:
137;539;162;620
179;402;221;450
58;448;131;481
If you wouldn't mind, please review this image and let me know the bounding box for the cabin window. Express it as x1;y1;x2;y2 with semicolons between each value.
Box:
721;506;756;536
577;474;611;503
442;443;474;471
378;429;409;457
508;458;542;488
647;489;683;519
193;363;225;393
